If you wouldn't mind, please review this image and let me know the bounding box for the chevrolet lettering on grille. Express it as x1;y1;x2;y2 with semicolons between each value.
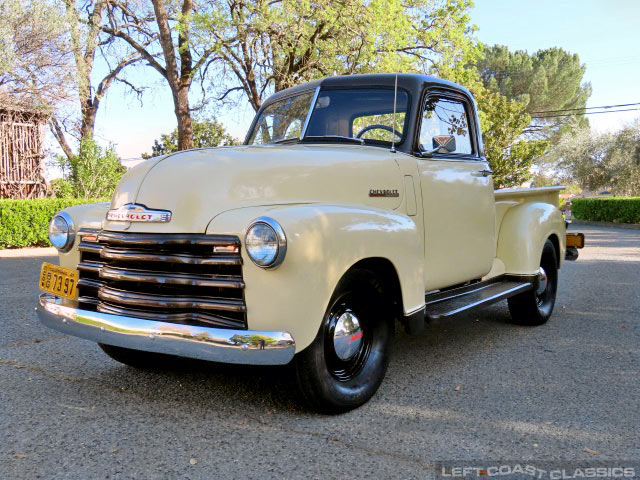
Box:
106;204;172;223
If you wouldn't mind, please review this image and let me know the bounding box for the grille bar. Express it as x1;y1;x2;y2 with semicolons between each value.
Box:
99;247;242;265
76;230;246;329
99;266;244;288
98;285;246;312
97;231;240;247
97;303;243;329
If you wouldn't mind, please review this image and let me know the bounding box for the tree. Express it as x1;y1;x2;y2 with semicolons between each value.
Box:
51;0;144;159
0;0;144;159
194;0;478;112
102;0;220;151
54;137;126;198
0;0;72;110
476;45;592;140
474;88;547;188
142;119;238;158
542;121;640;196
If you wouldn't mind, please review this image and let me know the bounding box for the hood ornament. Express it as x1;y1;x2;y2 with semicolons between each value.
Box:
106;203;172;223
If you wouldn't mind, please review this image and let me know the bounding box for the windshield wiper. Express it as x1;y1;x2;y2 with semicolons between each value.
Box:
301;135;364;145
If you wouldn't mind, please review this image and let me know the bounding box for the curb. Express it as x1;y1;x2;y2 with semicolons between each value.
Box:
571;220;640;230
0;247;57;258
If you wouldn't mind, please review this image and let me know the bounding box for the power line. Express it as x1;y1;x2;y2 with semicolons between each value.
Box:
532;108;640;119
531;102;640;114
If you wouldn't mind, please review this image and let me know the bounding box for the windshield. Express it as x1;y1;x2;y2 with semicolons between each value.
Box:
248;92;314;144
247;88;409;146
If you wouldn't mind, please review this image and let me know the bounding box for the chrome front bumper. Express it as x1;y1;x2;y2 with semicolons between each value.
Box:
36;294;296;365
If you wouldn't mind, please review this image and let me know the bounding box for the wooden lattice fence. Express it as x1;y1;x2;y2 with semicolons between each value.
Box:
0;107;48;199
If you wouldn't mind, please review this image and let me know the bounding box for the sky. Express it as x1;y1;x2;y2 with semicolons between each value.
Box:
57;0;640;162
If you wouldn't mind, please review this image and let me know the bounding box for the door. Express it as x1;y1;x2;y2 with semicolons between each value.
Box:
418;93;496;291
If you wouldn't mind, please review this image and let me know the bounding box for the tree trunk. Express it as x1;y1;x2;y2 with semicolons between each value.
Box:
174;84;193;150
80;97;97;140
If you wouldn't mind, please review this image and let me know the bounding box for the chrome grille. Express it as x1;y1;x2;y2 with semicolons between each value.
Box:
76;230;246;329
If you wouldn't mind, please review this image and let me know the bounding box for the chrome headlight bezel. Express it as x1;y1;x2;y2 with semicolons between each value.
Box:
244;217;287;269
48;211;75;252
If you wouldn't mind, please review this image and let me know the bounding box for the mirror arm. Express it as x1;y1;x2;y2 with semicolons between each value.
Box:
418;146;443;158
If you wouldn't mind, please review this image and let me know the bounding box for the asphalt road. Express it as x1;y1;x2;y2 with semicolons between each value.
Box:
1;225;638;479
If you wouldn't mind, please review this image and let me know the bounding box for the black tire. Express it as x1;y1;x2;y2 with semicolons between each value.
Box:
295;269;393;414
508;239;558;326
99;343;173;368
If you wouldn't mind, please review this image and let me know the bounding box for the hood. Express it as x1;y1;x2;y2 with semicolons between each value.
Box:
105;144;404;233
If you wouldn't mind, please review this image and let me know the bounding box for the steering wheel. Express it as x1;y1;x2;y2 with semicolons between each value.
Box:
356;124;402;139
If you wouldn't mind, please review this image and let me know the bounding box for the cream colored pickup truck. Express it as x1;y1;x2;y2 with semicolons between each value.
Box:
37;74;584;413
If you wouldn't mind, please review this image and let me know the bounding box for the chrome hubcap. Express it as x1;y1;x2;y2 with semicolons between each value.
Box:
536;267;548;296
332;310;363;361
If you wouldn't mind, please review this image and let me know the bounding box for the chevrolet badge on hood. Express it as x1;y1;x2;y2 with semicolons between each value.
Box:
106;204;172;223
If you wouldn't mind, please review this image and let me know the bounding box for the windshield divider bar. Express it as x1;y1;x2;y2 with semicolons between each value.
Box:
300;86;321;141
391;74;398;153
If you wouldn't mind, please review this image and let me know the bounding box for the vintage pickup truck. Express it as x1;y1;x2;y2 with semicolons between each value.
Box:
37;74;584;413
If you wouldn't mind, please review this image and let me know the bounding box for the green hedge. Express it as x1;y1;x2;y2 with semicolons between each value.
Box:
571;197;640;224
0;198;105;249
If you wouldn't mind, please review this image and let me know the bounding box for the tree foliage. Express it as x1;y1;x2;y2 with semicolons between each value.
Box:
142;120;239;158
102;0;222;151
0;0;71;110
194;0;477;111
477;45;591;139
542;121;640;196
54;137;126;198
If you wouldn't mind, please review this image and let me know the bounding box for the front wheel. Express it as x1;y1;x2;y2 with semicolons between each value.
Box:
508;239;558;326
295;269;393;413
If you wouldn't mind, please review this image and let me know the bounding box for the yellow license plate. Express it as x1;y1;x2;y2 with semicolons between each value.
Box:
39;262;78;300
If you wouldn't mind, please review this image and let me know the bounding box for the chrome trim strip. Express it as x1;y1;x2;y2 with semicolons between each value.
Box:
77;261;104;273
37;294;295;366
78;242;103;254
99;266;245;289
100;247;242;266
299;86;321;140
98;285;246;312
77;278;103;289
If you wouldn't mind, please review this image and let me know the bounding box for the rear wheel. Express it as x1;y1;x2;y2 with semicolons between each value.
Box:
508;239;558;326
99;343;173;368
295;269;393;413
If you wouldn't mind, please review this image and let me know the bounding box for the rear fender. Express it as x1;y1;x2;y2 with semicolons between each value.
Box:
496;202;566;275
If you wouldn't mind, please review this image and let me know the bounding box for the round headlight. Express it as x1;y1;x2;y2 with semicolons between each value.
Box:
245;217;287;268
48;212;75;252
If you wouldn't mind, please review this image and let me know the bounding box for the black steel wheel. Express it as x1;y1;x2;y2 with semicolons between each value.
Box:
508;239;558;326
295;269;393;414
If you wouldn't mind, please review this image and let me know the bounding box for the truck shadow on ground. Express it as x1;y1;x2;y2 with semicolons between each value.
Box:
88;305;518;414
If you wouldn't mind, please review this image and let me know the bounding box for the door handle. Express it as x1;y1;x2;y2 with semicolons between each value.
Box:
472;169;493;177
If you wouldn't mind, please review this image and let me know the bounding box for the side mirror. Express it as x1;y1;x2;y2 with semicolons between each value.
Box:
420;135;456;157
432;135;456;153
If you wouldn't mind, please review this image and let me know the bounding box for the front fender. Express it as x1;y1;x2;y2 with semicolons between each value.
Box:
207;204;424;352
57;203;110;270
496;202;566;275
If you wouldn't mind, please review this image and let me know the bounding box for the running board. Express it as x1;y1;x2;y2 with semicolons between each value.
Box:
424;276;534;320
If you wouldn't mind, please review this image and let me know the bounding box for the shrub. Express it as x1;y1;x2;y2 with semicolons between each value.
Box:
571;197;640;224
53;137;126;198
0;198;105;249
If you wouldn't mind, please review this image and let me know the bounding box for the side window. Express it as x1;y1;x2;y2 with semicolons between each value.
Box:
419;97;473;155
